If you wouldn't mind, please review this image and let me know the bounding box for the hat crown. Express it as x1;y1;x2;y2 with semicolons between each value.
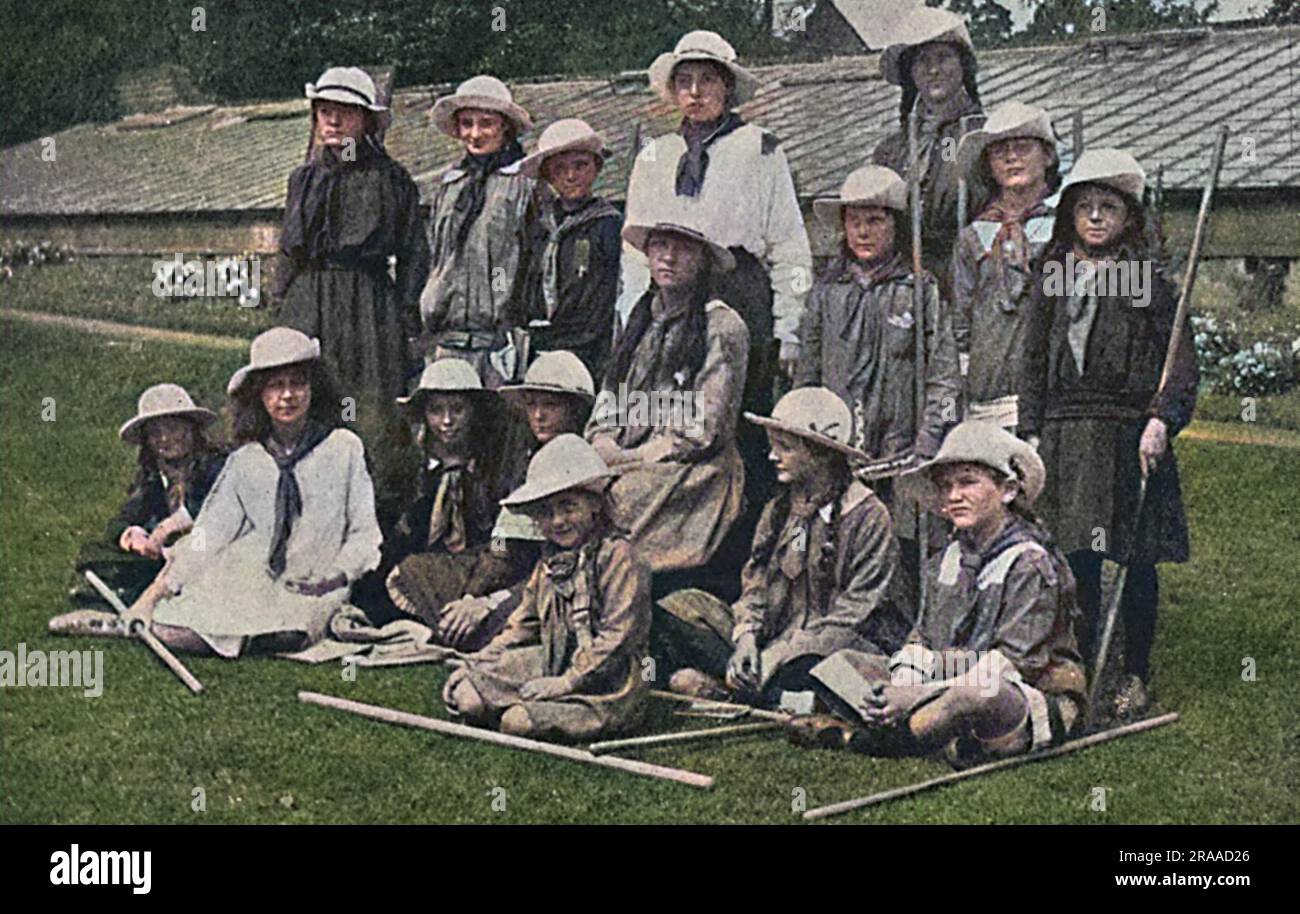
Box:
537;118;603;154
249;327;318;368
1064;148;1146;199
310;66;379;107
838;165;907;210
524;433;609;491
138;383;198;416
413;358;484;394
770;388;853;445
929;421;1046;504
522;351;595;397
455;74;514;105
982;101;1052;137
674;29;738;62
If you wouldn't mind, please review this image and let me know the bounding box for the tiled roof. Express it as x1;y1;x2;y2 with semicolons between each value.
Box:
2;24;1296;216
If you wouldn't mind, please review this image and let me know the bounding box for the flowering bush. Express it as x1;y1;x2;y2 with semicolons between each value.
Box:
1;240;75;279
1192;314;1300;397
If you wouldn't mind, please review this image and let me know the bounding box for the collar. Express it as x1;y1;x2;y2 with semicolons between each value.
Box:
817;479;871;523
829;251;909;286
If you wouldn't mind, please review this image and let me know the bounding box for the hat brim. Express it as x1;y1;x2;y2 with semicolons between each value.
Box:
499;472;613;509
226;345;321;397
812;196;906;226
304;84;388;112
1060;172;1146;202
395;386;499;408
956;124;1057;184
745;412;871;462
621;223;735;272
648;51;759;106
119;407;218;444
880;32;975;86
900;448;1045;511
432;94;533;138
518;137;608;179
499;382;596;407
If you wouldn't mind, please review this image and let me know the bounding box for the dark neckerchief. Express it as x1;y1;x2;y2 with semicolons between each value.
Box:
262;421;333;578
675;111;745;197
156;455;197;515
450;139;525;253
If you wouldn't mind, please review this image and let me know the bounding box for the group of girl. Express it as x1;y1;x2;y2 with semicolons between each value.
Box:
51;8;1198;767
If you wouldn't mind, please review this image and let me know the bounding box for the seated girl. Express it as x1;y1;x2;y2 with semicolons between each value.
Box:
800;421;1087;767
586;219;749;579
51;384;226;635
115;328;383;657
443;434;651;742
658;388;911;709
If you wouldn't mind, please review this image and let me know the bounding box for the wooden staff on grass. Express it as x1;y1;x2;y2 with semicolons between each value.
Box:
803;712;1179;821
1086;126;1228;725
83;569;204;695
298;691;715;790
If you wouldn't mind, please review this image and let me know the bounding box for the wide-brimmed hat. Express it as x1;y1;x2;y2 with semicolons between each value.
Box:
903;420;1046;508
518;119;608;179
305;66;387;112
501;351;596;408
396;358;498;409
227;327;321;396
622;221;735;272
813;165;908;225
1060;148;1146;202
499;434;614;508
745;387;870;462
432;74;533;138
957;101;1059;183
119;383;217;444
880;7;975;87
648;30;760;106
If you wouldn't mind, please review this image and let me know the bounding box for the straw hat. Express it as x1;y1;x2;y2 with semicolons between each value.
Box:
396;357;497;409
119;383;217;444
621;221;735;272
880;7;975;87
518;119;608;179
956;101;1059;183
745;387;870;461
813;165;908;225
1060;148;1147;202
431;75;533;138
501;351;596;408
227;327;321;396
499;434;614;507
648;30;760;106
903;420;1046;508
304;66;388;112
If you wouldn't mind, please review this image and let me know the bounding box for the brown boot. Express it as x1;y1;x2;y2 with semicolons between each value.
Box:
667;667;730;702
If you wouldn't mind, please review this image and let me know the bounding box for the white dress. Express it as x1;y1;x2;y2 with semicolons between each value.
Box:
152;428;382;657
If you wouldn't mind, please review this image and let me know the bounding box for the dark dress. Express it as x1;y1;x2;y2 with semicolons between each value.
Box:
515;196;622;380
71;452;226;607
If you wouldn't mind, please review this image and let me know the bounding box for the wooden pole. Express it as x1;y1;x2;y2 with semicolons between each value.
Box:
649;689;790;722
84;570;204;695
907;103;930;630
588;721;782;755
803;712;1179;821
298;691;715;790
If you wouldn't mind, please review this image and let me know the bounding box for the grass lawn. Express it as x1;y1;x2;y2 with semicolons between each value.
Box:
2;318;1298;824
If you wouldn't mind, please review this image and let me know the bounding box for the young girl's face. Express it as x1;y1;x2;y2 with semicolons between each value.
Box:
987;138;1051;194
843;206;896;264
768;430;820;487
423;393;474;454
933;462;1015;536
521;391;580;445
146;416;196;462
314;101;367;148
672;61;729;124
456;108;508;156
534;490;603;550
646;231;707;290
910;42;964;107
543;151;600;203
260;366;313;429
1071;185;1130;253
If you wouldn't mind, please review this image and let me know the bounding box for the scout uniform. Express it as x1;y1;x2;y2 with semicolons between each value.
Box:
420;76;535;387
514;120;622;380
443;435;652;741
659;388;912;706
951;101;1062;428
